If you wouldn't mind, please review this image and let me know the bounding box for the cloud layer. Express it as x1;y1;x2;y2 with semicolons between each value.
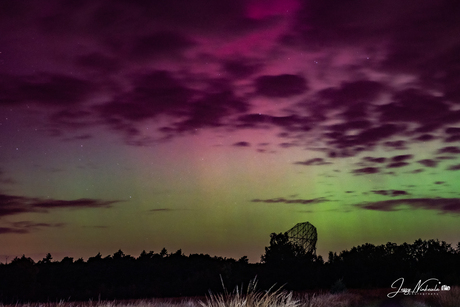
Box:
0;221;65;234
0;194;119;218
251;197;328;205
357;198;460;215
2;0;460;229
0;0;459;156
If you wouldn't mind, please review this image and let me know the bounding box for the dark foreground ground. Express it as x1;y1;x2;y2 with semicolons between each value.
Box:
1;288;458;307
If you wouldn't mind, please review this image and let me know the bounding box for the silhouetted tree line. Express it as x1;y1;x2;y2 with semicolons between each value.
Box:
1;236;459;303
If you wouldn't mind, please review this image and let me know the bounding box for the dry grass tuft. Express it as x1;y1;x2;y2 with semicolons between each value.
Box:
199;278;372;307
199;278;299;307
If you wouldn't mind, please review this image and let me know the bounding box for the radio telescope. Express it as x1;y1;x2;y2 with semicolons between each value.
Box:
286;222;317;255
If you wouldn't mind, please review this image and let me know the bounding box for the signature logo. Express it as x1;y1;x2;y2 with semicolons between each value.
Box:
387;277;451;298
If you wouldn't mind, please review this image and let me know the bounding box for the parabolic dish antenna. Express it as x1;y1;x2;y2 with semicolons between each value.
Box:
286;222;317;255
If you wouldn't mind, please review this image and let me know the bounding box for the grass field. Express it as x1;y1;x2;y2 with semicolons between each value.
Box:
0;286;458;307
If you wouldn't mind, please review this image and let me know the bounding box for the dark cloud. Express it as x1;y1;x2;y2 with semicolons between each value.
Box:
392;190;409;196
327;120;372;133
391;154;413;162
445;127;460;134
251;197;328;205
340;103;368;121
414;124;440;134
96;71;250;140
172;90;248;132
384;140;406;150
437;146;460;154
294;158;331;166
279;142;298;148
0;227;28;234
444;135;460;143
2;0;460;155
124;0;251;33
362;157;386;164
33;0;253;40
75;52;122;73
417;159;438;168
378;89;449;128
387;162;409;168
0;220;65;234
325;149;353;160
236;114;311;131
371;190;409;197
130;31;195;59
377;2;460;74
33;199;116;209
0;1;24;19
233;141;250;147
223;60;260;78
0;195;38;216
436;156;457;160
97;70;192;122
0;193;119;217
254;74;308;97
352;167;380;175
447;164;460;171
288;1;456;51
414;134;435;142
443;110;460;123
357;198;460;214
318;80;384;107
0;73;96;106
326;124;403;152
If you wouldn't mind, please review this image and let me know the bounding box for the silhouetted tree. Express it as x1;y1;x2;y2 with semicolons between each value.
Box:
87;252;102;263
38;253;53;265
60;256;74;265
238;255;249;264
261;232;309;265
260;232;321;290
1;238;458;302
113;249;125;260
8;255;38;300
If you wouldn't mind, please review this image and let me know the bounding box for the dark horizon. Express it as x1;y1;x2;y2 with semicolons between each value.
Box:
1;237;458;302
2;235;458;265
1;0;460;263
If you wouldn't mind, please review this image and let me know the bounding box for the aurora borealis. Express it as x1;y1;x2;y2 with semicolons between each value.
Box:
1;0;460;263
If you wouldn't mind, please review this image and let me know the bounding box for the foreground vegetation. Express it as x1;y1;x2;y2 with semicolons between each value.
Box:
0;286;459;307
1;237;459;303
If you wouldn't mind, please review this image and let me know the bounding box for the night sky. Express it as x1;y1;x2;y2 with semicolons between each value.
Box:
1;0;460;263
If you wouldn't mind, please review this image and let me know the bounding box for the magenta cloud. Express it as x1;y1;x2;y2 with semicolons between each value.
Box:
357;198;460;214
1;0;460;160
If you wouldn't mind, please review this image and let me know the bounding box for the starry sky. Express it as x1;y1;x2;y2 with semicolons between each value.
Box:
1;0;460;263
